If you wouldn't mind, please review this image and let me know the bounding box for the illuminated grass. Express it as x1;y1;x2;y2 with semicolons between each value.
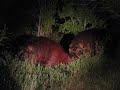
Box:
1;52;120;90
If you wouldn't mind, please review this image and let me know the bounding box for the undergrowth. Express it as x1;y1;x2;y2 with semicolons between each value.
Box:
1;51;120;90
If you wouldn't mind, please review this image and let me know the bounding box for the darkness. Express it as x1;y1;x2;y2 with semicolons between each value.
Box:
60;33;75;53
0;1;33;89
0;0;33;32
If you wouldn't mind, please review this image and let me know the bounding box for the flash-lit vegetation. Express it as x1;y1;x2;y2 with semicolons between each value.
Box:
0;0;120;90
31;0;107;41
0;51;120;90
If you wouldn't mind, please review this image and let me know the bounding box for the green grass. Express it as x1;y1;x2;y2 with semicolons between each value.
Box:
0;52;120;90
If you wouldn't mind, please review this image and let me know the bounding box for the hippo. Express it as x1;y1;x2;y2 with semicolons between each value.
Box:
69;28;111;59
21;36;72;66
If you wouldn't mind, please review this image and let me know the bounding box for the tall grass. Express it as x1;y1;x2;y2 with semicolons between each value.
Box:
1;51;120;90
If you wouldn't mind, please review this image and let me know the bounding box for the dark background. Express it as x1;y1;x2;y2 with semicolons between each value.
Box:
0;0;33;32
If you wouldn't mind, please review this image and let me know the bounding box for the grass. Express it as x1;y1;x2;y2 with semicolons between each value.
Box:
1;51;120;90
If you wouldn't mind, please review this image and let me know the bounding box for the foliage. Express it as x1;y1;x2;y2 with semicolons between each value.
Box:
0;52;100;90
57;1;106;35
38;8;55;35
0;25;8;47
1;0;120;89
32;0;57;37
32;0;106;39
1;50;120;90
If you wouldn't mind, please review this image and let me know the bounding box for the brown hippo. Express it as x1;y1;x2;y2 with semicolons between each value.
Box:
69;28;111;59
22;36;72;66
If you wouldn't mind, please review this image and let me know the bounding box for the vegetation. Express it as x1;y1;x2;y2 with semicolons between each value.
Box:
31;0;106;41
0;50;120;90
0;24;8;47
0;0;120;90
58;1;105;34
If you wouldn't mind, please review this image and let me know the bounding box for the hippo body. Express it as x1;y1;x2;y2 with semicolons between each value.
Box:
69;28;111;59
21;36;72;66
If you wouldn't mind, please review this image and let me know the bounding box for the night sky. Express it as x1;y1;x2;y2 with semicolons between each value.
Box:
0;0;33;32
